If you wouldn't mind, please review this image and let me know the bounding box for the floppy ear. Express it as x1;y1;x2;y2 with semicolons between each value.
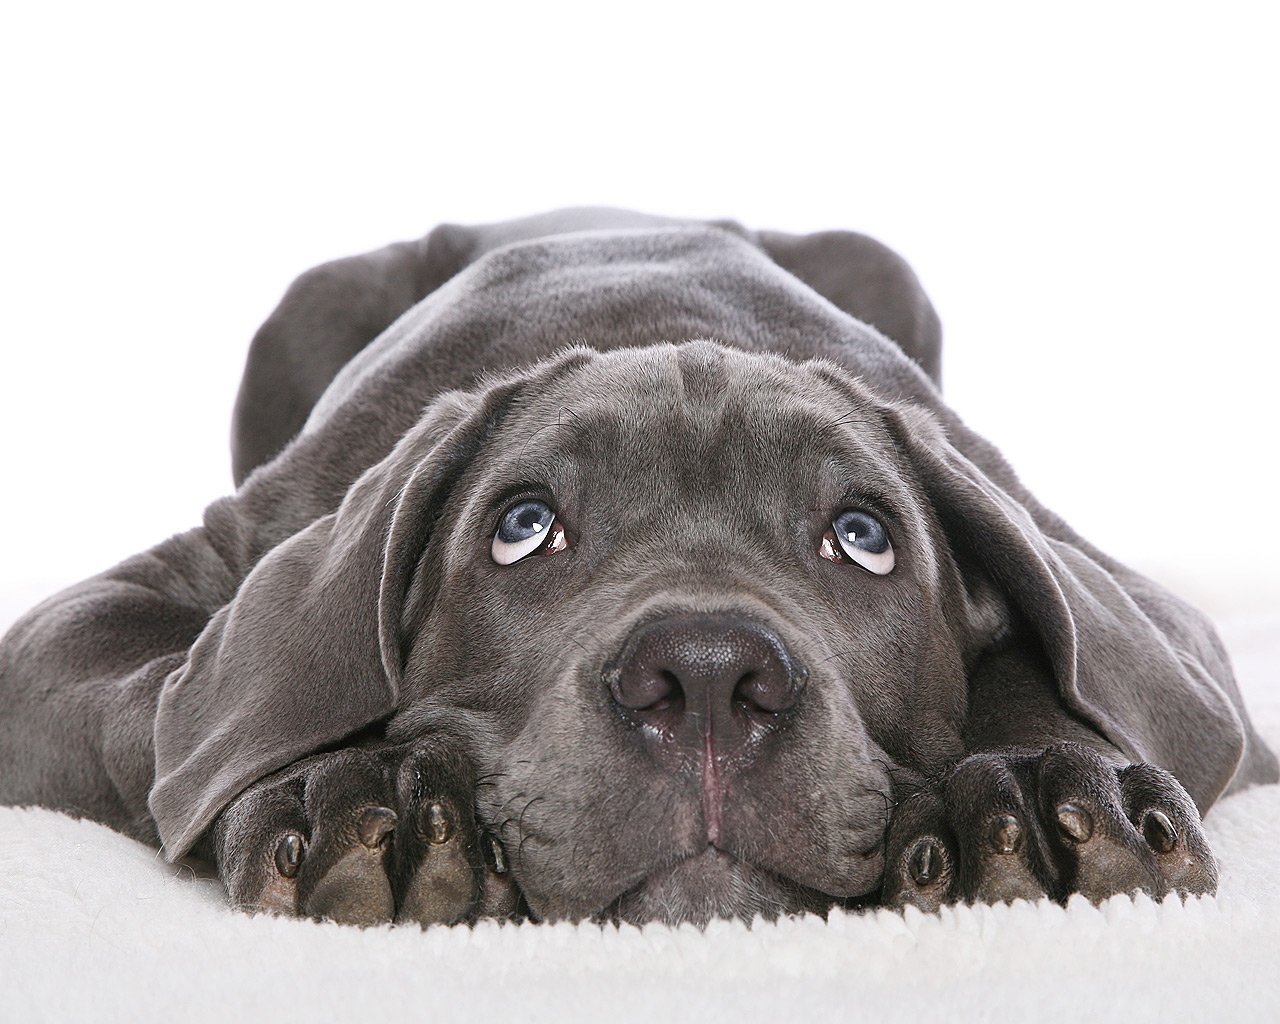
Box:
150;354;591;859
231;225;475;484
883;404;1248;811
755;228;942;385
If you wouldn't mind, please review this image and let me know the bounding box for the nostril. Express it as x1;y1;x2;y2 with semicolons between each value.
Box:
639;671;682;713
735;667;802;716
611;665;685;715
733;672;762;715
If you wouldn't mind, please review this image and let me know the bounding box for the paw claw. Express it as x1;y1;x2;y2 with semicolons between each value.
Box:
1056;802;1093;844
1141;809;1178;854
908;839;941;885
990;815;1022;855
274;833;305;878
882;746;1215;911
426;802;452;845
486;836;509;875
357;806;397;849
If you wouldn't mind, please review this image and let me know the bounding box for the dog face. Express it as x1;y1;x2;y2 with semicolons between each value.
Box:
152;337;1249;923
384;342;978;923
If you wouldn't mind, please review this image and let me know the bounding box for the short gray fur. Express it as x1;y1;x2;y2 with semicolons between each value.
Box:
0;208;1273;924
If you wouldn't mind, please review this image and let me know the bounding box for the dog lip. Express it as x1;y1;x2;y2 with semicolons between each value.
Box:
584;843;880;926
590;846;740;923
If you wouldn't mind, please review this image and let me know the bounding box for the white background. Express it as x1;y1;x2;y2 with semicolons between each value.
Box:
2;1;1276;624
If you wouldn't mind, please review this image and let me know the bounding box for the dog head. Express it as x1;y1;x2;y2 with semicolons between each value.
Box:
152;341;1245;924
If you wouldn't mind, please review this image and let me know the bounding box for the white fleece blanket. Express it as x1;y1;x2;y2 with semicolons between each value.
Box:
3;614;1278;1023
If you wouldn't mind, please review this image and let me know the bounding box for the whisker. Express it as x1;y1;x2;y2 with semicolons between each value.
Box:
515;794;546;870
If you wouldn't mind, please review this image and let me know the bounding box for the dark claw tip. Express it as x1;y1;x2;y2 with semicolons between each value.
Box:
990;814;1022;854
274;832;305;878
427;802;452;845
487;836;508;875
1142;809;1178;854
357;806;398;849
908;838;940;886
1056;802;1094;844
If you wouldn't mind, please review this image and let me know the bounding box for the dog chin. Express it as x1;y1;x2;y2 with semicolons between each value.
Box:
603;848;828;927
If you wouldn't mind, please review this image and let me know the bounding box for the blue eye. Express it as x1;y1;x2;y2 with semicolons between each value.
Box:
492;499;567;565
834;510;889;553
822;510;895;575
499;500;553;543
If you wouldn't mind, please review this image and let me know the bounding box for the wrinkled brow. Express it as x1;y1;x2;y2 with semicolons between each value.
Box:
789;396;916;511
477;411;585;505
504;406;586;474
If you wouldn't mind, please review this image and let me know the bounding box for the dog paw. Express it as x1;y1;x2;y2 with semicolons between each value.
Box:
880;742;1217;911
209;738;518;926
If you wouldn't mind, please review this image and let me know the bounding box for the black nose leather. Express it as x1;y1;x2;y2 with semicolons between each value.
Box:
605;614;805;752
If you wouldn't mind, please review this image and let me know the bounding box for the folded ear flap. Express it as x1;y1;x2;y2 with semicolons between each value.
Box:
755;228;942;385
884;404;1247;811
150;394;475;858
231;225;476;484
151;353;591;859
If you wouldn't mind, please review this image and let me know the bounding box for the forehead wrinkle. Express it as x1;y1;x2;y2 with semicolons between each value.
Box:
563;341;807;444
810;418;913;507
492;442;580;497
569;363;821;452
515;344;914;504
508;406;585;467
815;449;912;516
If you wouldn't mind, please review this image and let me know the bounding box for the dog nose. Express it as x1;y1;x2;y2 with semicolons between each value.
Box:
605;614;805;750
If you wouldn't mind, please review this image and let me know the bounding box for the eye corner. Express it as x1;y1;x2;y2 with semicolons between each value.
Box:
818;527;846;565
536;519;570;557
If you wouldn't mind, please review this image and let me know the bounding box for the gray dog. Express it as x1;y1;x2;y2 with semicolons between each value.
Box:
1;208;1275;927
